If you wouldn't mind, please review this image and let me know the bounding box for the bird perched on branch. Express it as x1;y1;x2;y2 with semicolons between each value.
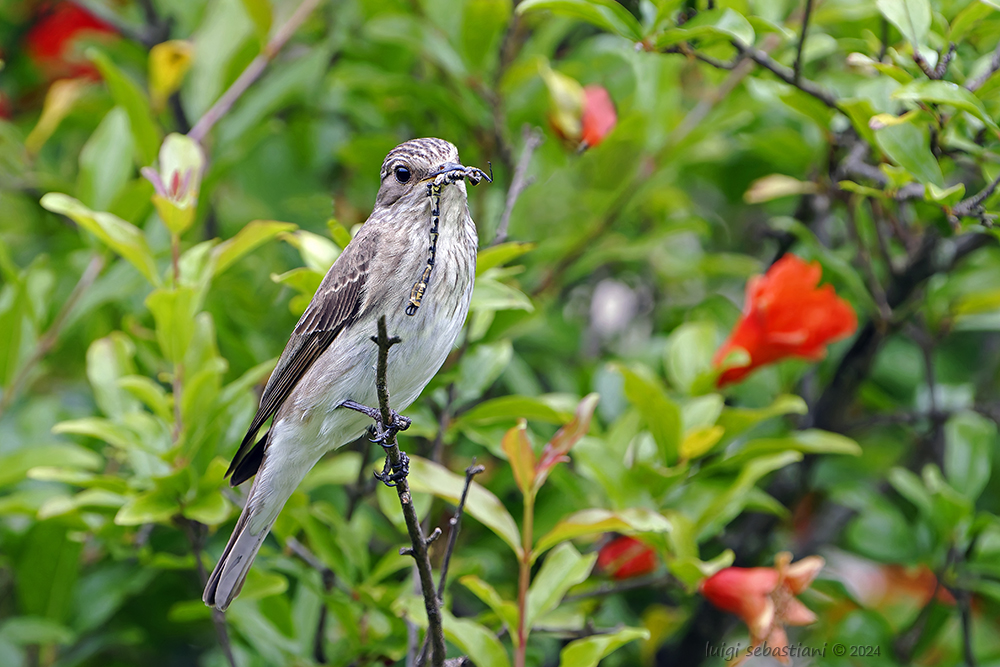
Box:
204;138;489;611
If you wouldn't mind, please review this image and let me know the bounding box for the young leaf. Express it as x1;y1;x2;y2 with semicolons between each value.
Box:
875;0;931;48
525;542;596;629
557;626;650;667
535;393;599;490
502;419;537;496
516;0;644;41
40;194;161;286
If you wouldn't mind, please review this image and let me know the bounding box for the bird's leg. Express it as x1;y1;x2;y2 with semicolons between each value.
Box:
340;399;412;444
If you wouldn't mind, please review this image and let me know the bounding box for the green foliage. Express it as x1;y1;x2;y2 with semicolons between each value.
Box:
3;0;1000;665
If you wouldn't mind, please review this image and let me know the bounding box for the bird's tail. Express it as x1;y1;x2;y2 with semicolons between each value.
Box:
203;448;317;611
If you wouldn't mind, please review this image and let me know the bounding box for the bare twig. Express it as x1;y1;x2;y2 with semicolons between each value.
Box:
967;41;1000;92
416;461;485;666
0;253;104;418
180;518;237;667
285;537;340;663
494;127;543;245
732;40;841;110
914;43;956;80
952;171;1000;222
187;0;324;143
793;0;815;83
371;316;446;667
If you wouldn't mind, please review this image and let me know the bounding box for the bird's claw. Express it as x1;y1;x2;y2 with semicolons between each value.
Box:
374;451;409;487
368;410;411;448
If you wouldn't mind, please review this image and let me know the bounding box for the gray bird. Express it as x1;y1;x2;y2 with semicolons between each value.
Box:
204;138;486;611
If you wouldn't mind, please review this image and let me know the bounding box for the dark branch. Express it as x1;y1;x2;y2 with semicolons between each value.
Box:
180;518;237;667
967;41;1000;92
494;126;543;245
733;40;840;110
793;0;815;83
952;171;1000;221
371;316;446;667
914;43;956;80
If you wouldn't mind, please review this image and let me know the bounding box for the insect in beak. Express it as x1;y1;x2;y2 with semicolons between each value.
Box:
427;162;493;186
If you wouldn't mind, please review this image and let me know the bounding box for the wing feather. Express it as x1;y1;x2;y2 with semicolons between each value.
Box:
225;244;371;483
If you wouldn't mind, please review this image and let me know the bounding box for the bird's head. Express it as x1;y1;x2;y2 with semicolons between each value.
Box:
375;138;490;208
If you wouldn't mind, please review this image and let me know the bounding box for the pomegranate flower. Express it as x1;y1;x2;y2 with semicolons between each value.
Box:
699;552;824;664
141;133;206;235
598;535;657;580
714;254;857;387
25;2;116;80
540;63;616;150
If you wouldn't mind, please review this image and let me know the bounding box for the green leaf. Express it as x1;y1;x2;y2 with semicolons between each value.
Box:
655;8;755;48
87;333;139;419
15;522;82;623
452;395;573;429
0;278;28;387
502;420;537;496
145;287;198;363
893;80;1000;134
875;0;931;47
183;491;231;525
697;451;802;540
213;220;298;275
722;429;862;467
615;365;682;465
664;321;718;394
458;575;520;631
240;0;272;42
118;375;172;423
0;617;75;646
525;542;596;630
77;107;134;211
534;508;672;559
516;0;644;41
471;274;535;313
443;610;512;667
462;0;513;73
40;194;160;286
944;411;996;501
715;395;807;440
0;444;102;488
476;242;535;276
279;230;340;273
840;98;878;147
88;49;161;165
52;417;143;452
115;490;180;525
558;626;650;667
407;456;523;558
874;116;944;187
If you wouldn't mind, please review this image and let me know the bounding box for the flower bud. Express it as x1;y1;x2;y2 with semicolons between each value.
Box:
141;133;206;235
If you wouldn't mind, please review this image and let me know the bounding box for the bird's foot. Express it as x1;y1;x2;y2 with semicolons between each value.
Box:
340;400;411;446
374;451;410;487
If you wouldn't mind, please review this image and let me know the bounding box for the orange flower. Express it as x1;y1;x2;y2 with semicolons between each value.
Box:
699;553;824;664
580;85;616;148
714;254;857;386
597;536;657;580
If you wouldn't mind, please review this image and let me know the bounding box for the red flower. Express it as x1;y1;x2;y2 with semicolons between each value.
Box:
24;2;116;80
580;85;616;148
714;254;857;386
598;536;657;580
700;553;823;664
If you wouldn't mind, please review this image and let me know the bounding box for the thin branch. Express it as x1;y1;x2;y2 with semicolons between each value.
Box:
187;0;324;143
914;43;956;80
0;253;104;418
371;316;446;667
493;127;543;245
967;41;1000;92
180;518;237;667
732;40;841;110
952;171;1000;221
562;573;674;604
285;537;338;663
417;461;485;666
793;0;815;83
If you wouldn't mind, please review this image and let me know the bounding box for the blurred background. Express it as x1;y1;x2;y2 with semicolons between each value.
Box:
1;0;1000;665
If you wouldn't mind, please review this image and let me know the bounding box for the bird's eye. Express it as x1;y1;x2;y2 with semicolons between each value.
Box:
394;165;411;183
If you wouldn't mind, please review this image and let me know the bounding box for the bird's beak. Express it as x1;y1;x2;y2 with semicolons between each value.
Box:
427;162;467;179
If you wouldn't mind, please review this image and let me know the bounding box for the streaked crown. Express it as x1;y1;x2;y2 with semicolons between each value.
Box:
380;138;459;180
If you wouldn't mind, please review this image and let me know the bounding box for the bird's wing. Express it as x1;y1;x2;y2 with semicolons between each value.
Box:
225;241;372;484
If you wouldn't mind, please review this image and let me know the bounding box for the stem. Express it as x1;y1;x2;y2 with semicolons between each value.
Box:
0;253;104;418
493;126;543;245
187;0;324;143
181;518;237;667
372;316;446;667
793;0;814;83
514;491;534;667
